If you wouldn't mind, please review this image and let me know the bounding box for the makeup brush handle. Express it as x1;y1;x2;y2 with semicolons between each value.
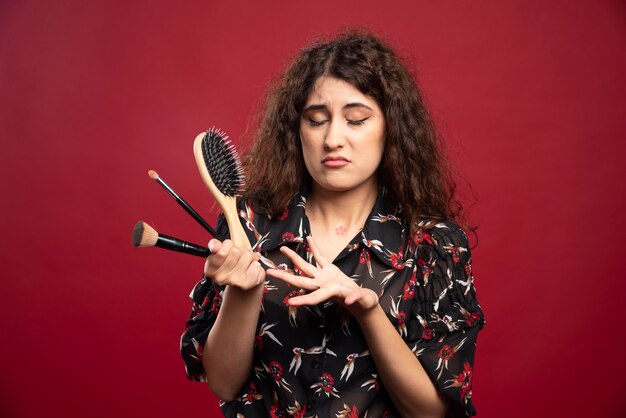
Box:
155;234;210;257
155;176;222;239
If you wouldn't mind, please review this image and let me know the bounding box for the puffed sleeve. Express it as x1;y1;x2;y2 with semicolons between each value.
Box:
406;222;485;417
179;215;228;382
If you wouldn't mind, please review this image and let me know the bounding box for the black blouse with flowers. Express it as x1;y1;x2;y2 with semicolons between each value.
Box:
181;192;485;417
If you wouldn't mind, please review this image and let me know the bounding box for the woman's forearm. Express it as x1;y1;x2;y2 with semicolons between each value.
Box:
354;306;448;418
202;283;264;401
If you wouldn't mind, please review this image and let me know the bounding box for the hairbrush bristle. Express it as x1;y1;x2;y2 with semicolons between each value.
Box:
200;128;244;197
132;220;158;247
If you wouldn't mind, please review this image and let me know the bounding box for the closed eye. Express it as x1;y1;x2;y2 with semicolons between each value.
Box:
347;116;371;126
307;117;328;127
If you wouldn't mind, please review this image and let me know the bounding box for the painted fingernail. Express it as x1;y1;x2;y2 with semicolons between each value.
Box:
208;240;216;253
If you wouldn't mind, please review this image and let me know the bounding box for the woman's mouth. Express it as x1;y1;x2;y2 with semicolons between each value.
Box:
322;156;350;167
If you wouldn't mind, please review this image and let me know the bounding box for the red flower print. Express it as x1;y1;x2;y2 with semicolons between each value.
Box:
417;257;434;284
254;335;263;350
451;248;461;263
389;296;407;337
421;326;433;340
443;244;466;263
263;360;292;393
320;373;335;393
446;362;473;403
270;403;287;418
389;246;404;270
283;290;304;327
293;407;307;418
436;337;468;379
211;293;223;316
246;383;258;403
466;312;481;326
397;312;407;328
417;258;433;274
348;405;358;418
439;344;454;361
268;361;284;381
239;382;263;404
283;290;301;305
402;271;417;300
359;248;370;264
412;228;433;245
277;209;289;220
311;373;340;397
456;362;473;400
281;232;294;242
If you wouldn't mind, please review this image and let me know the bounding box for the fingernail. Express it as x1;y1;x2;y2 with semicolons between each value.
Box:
208;240;216;252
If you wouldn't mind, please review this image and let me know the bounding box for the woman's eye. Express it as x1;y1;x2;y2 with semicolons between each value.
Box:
307;118;327;127
347;116;370;126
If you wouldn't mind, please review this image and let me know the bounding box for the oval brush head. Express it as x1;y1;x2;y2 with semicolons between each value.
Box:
193;128;250;248
200;128;244;197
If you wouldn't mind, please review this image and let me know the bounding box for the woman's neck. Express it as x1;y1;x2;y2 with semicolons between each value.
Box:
306;182;378;235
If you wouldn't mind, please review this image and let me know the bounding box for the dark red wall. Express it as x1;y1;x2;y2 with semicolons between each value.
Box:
1;1;625;417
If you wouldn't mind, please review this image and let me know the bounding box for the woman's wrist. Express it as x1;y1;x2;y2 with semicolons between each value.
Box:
344;290;381;321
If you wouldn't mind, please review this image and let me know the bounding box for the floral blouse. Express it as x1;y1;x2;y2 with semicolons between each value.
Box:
181;192;485;417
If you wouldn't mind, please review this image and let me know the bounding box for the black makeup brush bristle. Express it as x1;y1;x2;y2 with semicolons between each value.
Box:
200;128;244;197
131;221;144;246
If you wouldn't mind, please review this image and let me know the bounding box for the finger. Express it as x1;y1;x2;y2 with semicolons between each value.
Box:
278;246;318;277
306;236;330;268
227;248;257;280
286;287;335;306
204;240;225;275
238;261;265;290
214;241;240;272
255;263;266;286
215;239;233;257
208;239;222;254
209;242;242;283
266;269;319;290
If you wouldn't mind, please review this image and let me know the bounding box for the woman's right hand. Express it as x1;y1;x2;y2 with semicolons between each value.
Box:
204;239;265;290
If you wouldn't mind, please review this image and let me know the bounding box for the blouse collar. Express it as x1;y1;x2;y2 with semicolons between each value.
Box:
249;190;406;269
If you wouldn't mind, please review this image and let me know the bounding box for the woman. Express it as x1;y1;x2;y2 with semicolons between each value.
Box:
181;31;485;418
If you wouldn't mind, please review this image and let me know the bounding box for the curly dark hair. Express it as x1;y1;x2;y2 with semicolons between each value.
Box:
242;30;467;236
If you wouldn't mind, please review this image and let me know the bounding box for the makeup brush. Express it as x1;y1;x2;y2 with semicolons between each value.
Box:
148;170;222;239
132;220;210;257
193;128;249;247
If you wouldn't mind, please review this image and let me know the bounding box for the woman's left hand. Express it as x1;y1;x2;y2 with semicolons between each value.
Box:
266;236;379;314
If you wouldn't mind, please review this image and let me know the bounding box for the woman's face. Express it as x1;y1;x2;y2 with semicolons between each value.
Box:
299;76;385;195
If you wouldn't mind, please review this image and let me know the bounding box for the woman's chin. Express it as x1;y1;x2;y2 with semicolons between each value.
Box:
311;178;378;195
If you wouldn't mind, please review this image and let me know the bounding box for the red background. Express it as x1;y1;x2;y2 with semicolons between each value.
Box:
1;1;625;417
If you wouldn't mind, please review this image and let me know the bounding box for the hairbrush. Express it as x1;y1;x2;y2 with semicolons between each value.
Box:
148;169;222;240
193;128;249;247
131;220;210;257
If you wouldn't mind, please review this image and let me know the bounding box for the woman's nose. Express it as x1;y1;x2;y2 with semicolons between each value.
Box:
323;119;346;149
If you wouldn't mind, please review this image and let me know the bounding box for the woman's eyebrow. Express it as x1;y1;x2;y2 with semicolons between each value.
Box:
344;102;373;111
302;104;328;113
303;102;373;113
